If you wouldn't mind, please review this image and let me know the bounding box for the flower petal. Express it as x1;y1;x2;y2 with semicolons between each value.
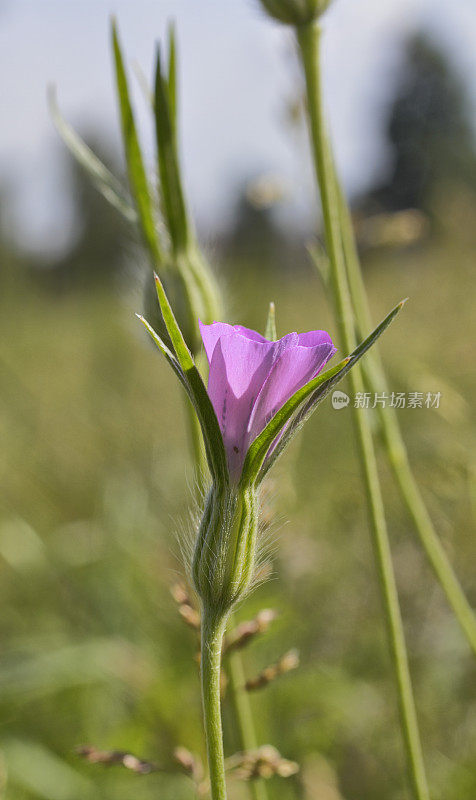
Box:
199;320;335;480
297;330;334;348
202;325;297;478
246;340;336;446
199;321;270;365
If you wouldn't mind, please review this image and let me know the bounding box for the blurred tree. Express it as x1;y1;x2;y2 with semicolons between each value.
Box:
219;179;305;275
364;33;476;214
0;183;28;292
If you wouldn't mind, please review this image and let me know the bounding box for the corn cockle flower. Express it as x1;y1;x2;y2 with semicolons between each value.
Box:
199;321;336;481
138;276;403;800
138;274;403;610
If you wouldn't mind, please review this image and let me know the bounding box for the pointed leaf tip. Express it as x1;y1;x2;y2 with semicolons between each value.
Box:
265;301;277;341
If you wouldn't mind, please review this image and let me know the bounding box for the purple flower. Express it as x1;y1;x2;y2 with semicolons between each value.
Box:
199;321;336;480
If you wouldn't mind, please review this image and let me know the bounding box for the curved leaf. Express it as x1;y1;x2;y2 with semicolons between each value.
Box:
152;274;228;486
111;20;163;265
243;299;405;486
154;46;189;254
48;86;136;223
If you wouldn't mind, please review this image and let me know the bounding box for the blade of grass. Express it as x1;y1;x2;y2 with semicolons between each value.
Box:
334;170;476;658
48;86;137;223
111;19;163;266
153;274;228;486
167;22;177;140
154;46;189;254
296;21;430;800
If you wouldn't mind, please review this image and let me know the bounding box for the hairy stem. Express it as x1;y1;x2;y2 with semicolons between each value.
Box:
226;614;268;800
296;21;430;800
337;190;476;657
201;607;228;800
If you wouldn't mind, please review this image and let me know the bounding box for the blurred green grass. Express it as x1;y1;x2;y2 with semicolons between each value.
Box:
1;207;476;799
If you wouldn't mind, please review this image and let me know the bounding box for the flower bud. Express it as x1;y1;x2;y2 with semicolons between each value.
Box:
192;485;259;613
258;0;332;26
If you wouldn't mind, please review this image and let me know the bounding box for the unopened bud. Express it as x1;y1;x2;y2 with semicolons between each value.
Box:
192;485;259;613
258;0;332;26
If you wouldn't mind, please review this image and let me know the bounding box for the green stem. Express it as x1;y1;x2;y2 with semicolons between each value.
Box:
337;189;476;657
296;21;430;800
201;607;228;800
226;614;269;800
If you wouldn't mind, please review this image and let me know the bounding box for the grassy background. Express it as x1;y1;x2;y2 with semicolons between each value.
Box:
1;194;476;800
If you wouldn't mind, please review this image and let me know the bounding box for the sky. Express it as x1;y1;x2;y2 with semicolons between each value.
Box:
1;0;475;256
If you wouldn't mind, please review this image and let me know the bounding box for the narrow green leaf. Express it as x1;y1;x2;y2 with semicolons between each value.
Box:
132;61;154;108
48;86;137;223
154;46;189;253
167;22;177;139
240;359;348;487
264;302;277;340
243;299;405;485
153;275;229;484
136;314;186;386
111;20;162;265
153;273;194;369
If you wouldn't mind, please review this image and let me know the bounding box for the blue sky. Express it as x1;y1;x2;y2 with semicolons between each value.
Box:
1;0;475;255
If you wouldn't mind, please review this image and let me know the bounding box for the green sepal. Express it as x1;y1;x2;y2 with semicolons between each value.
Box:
48;86;136;223
150;274;229;486
240;358;348;487
111;19;163;266
241;299;405;486
154;45;189;254
264;302;277;341
135;313;185;387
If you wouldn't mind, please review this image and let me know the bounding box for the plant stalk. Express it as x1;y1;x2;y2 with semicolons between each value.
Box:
296;21;430;800
226;614;269;800
201;607;228;800
337;190;476;657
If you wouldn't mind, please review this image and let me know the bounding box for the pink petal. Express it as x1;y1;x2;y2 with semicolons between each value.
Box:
199;320;336;480
199;321;270;365
200;322;297;478
297;330;334;348
246;340;336;446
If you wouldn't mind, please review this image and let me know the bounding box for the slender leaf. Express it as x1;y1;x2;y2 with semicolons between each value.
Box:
132;61;154;107
264;302;277;340
167;22;177;139
135;314;186;387
154;46;189;253
243;299;405;486
240;359;348;487
48;86;136;223
111;20;162;265
153;275;228;485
